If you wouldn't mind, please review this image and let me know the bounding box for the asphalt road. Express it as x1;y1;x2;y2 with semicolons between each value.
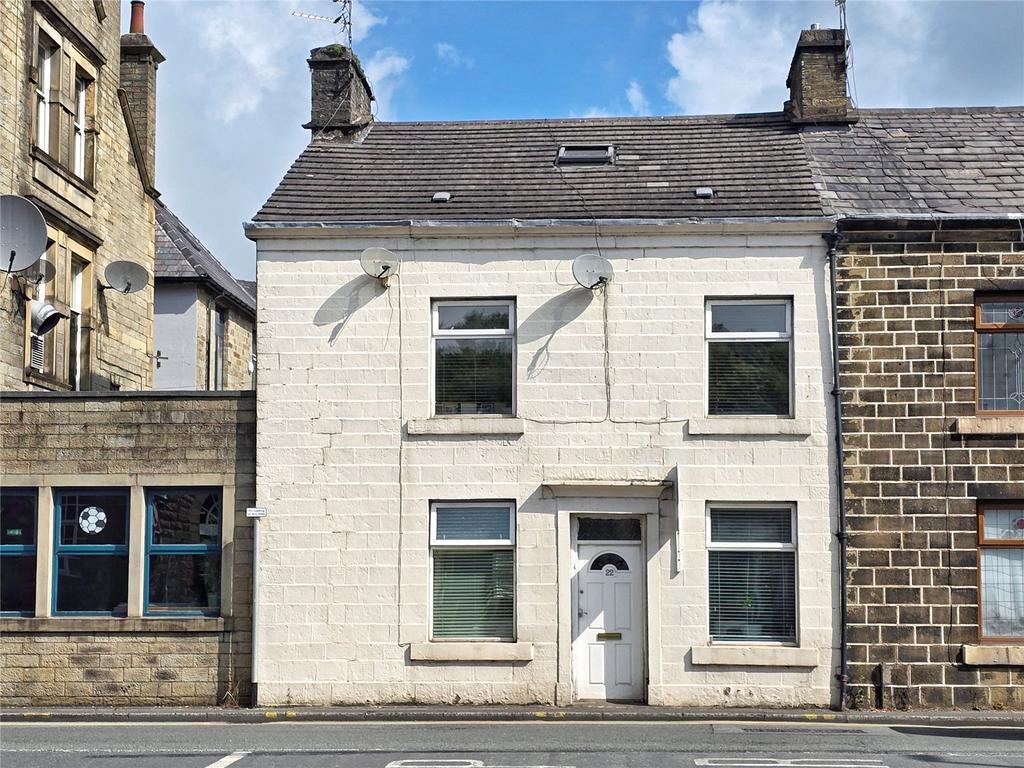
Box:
1;720;1023;768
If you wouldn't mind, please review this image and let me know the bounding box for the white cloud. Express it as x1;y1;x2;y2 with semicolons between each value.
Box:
351;0;385;43
436;42;474;69
665;0;1024;115
182;0;389;124
366;49;411;121
626;81;650;115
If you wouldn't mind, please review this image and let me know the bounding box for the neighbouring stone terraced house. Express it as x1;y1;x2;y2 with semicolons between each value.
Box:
0;1;257;707
801;109;1024;709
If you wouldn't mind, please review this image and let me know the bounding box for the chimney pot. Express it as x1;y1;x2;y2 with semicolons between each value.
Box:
130;0;145;34
783;26;856;124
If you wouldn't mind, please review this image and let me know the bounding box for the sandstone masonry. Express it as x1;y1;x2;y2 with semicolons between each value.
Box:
0;391;255;706
836;220;1024;710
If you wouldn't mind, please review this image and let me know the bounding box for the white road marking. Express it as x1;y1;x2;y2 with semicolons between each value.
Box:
385;761;575;768
695;760;888;768
204;751;251;768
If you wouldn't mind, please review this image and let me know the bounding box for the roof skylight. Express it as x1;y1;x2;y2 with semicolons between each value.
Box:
555;145;615;167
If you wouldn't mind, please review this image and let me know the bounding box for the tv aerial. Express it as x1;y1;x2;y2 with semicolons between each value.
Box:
572;253;614;290
0;195;47;274
359;247;399;287
100;260;150;295
291;0;353;47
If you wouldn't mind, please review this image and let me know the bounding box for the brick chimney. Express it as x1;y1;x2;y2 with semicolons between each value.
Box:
303;45;374;137
784;26;856;124
120;0;164;183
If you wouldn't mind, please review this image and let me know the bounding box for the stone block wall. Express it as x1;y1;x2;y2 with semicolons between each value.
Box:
254;227;839;707
0;391;255;706
836;220;1024;709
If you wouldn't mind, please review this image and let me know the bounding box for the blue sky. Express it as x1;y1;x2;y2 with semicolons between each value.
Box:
129;0;1024;280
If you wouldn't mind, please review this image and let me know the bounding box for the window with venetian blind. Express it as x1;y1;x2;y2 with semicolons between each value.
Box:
706;299;793;416
432;300;515;416
430;503;515;640
707;505;797;644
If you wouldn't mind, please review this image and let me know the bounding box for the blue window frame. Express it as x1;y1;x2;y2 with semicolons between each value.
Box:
145;488;222;617
53;489;130;616
1;488;38;616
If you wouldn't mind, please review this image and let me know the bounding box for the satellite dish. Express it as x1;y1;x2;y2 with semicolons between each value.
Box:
572;253;614;290
359;247;399;284
0;195;47;273
17;258;55;286
102;260;150;294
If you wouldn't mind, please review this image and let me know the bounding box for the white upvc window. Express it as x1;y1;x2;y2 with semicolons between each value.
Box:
706;503;797;644
429;502;516;641
431;299;516;416
705;298;793;416
72;75;87;178
35;37;55;152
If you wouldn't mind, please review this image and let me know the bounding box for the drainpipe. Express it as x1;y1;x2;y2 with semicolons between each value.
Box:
825;229;849;710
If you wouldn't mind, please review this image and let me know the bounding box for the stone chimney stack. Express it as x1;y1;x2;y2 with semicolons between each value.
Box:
304;45;374;137
784;26;856;124
120;0;164;183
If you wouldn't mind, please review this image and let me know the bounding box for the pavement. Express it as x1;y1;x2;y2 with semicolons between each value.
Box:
1;719;1023;768
2;703;1024;726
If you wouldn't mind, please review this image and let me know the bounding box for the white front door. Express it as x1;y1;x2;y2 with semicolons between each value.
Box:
572;536;645;701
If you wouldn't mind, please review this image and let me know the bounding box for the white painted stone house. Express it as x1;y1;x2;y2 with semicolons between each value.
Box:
246;37;848;707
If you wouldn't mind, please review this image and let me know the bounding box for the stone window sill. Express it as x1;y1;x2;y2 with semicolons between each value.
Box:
31;147;98;198
955;416;1024;436
690;645;818;667
688;417;813;437
0;617;229;633
407;417;525;437
961;645;1024;665
410;641;534;662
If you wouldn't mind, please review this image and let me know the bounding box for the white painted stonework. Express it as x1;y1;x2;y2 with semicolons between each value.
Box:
252;223;839;708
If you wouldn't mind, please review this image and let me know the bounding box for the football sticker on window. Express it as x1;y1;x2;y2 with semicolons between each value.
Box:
78;506;107;534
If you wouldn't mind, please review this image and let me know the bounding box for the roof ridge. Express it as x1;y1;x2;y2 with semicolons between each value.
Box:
155;199;256;312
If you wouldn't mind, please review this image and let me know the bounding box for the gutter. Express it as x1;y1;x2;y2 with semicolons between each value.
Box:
243;216;835;239
824;229;849;711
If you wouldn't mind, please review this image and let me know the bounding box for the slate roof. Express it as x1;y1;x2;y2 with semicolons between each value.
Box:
802;107;1024;217
253;107;1023;225
155;199;256;314
254;113;825;222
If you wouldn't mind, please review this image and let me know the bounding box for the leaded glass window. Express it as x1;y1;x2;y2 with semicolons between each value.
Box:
976;296;1024;413
979;503;1024;639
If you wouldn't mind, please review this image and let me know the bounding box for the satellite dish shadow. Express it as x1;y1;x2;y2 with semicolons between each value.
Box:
520;288;594;379
314;274;383;345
